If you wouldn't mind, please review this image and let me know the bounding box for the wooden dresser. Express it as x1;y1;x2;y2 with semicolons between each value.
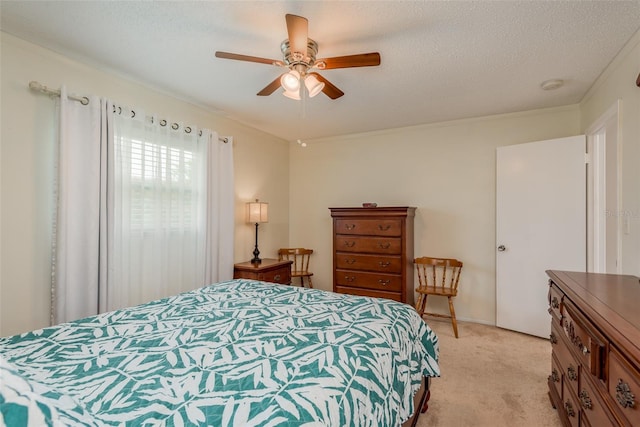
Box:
329;207;415;305
233;259;292;285
547;270;640;427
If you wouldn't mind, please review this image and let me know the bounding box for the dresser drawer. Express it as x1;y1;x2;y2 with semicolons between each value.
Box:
548;281;563;322
335;269;402;292
562;300;606;378
554;320;580;398
336;253;402;274
562;378;580;427
580;368;615;427
608;347;640;425
550;352;563;402
335;218;402;236
335;235;402;254
335;286;402;302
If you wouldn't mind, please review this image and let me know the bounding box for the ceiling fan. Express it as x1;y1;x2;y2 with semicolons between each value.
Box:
215;14;381;100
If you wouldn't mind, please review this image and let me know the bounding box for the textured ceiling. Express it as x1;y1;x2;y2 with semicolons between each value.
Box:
2;1;640;142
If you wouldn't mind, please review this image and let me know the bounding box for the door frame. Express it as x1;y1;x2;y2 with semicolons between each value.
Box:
586;100;621;273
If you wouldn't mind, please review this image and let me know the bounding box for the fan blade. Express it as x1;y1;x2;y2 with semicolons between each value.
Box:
215;51;283;66
308;72;344;99
285;14;308;55
257;75;284;96
315;52;381;70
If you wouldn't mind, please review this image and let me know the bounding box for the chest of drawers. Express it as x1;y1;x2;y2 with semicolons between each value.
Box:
330;207;415;305
547;270;640;426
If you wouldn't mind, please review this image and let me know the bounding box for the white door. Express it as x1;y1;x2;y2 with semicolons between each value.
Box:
496;135;586;338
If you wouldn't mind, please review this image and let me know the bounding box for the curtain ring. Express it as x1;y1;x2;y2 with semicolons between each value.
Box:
172;123;179;130
118;106;122;115
198;130;203;137
185;126;191;134
81;97;90;106
160;119;167;126
113;105;117;113
131;110;136;118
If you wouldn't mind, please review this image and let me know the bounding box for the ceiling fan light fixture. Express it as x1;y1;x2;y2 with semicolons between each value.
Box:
282;88;301;100
281;70;301;92
304;74;325;98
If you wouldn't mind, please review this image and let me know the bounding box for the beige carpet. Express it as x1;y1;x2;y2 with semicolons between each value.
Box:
416;319;563;427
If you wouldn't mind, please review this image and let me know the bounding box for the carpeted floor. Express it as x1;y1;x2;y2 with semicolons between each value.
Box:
416;319;563;427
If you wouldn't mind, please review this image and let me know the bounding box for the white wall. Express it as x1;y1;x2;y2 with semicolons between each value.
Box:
580;29;640;276
3;26;638;336
288;106;580;325
0;33;290;336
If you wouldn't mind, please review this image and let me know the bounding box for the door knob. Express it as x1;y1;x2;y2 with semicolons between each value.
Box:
497;245;506;252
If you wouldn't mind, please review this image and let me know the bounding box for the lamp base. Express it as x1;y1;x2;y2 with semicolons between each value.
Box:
251;222;261;264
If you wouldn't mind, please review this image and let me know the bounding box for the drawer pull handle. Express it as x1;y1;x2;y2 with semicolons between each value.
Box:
567;365;578;381
345;259;356;264
564;401;576;417
378;224;391;231
344;276;355;283
579;390;593;410
378;279;390;286
378;261;391;268
551;296;559;309
378;243;391;249
549;369;559;383
567;324;590;356
344;241;356;248
549;333;557;345
616;379;636;409
345;224;356;230
274;274;281;282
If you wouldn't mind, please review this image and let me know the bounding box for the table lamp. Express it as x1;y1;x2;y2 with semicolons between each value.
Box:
247;199;268;264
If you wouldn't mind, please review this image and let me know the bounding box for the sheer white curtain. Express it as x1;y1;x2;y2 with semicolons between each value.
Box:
53;88;234;323
109;111;234;311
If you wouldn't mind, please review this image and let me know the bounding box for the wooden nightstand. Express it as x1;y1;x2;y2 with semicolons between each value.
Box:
233;259;292;285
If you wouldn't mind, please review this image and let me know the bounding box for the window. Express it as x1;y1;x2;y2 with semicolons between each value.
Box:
116;136;201;231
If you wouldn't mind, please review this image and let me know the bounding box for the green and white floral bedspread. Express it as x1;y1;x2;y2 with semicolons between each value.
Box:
0;279;439;426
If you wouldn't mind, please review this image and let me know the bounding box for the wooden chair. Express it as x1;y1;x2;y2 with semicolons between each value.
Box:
277;248;314;288
414;257;463;338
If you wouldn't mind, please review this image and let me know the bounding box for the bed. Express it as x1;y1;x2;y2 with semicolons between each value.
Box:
0;279;440;426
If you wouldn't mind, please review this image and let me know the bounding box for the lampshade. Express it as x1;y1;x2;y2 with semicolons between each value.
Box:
282;88;301;100
247;200;269;223
280;70;301;92
304;74;325;98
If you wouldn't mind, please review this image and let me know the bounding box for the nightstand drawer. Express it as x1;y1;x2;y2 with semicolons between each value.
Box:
259;266;291;284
